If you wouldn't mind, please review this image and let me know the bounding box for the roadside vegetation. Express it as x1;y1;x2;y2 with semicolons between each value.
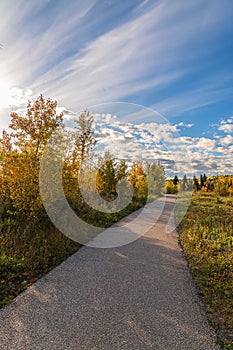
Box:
1;95;232;350
175;176;233;349
0;95;165;307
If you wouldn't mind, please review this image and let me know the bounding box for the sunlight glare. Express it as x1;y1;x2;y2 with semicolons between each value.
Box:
0;71;32;110
0;75;13;109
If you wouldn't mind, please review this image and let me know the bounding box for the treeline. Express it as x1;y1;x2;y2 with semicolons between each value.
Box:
0;95;166;305
194;174;233;196
166;173;233;196
0;95;165;227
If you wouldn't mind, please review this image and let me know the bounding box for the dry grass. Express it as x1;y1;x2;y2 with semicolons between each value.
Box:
177;193;233;349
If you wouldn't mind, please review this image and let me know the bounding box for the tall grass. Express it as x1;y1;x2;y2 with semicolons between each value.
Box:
176;193;233;349
0;197;147;308
0;217;80;307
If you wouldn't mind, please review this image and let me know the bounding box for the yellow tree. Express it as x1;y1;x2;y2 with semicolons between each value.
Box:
95;152;128;201
214;175;233;196
128;161;147;202
146;161;165;198
166;179;179;194
10;94;63;155
0;130;14;216
0;95;64;218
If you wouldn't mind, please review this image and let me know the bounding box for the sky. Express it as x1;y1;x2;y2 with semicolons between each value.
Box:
0;0;233;176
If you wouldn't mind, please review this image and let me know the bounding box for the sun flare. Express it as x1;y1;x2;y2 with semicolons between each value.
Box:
0;72;32;110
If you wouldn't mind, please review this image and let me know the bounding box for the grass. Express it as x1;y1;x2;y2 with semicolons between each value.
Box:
0;220;80;308
0;197;147;308
3;191;231;348
176;192;233;349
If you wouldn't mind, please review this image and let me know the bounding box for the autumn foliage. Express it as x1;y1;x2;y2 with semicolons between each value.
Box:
0;95;166;307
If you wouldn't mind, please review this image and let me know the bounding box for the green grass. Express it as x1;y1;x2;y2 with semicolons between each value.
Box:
176;193;233;349
0;198;147;308
0;221;80;308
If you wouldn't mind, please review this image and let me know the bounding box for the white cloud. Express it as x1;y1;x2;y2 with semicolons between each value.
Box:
195;137;217;150
175;122;193;128
0;0;232;136
0;0;230;117
219;134;233;145
0;1;232;176
0;85;32;110
219;123;233;133
61;110;232;176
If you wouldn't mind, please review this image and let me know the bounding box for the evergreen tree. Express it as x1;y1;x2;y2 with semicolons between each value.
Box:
193;176;200;191
200;174;204;188
173;175;179;186
203;173;207;184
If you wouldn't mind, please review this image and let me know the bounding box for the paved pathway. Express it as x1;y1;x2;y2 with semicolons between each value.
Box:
0;196;219;349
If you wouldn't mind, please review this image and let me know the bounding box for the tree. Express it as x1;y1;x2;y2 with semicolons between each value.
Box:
182;174;188;191
71;111;96;168
146;161;165;197
200;173;208;191
128;161;147;202
96;152;118;200
9;94;63;155
200;174;204;188
193;176;200;191
173;175;179;186
116;159;128;182
63;111;96;202
215;175;232;197
205;176;215;192
166;180;179;194
0;95;64;218
0;130;14;217
203;173;207;184
0;130;12;157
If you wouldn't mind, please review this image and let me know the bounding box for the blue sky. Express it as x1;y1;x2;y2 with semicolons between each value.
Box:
0;0;233;176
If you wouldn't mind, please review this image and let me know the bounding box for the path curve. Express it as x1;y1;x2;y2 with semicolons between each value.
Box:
0;196;219;349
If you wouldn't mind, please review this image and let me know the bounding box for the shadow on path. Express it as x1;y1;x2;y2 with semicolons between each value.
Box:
0;197;219;350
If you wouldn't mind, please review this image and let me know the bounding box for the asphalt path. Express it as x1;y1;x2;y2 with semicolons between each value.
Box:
0;196;219;349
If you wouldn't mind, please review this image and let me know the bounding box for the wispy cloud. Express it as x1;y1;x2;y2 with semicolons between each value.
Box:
1;0;233;116
1;0;233;175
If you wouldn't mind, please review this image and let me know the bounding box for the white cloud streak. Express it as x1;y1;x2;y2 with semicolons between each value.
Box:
0;0;232;174
1;0;232;116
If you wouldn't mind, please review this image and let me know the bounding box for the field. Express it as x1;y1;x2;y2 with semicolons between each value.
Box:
176;193;233;349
